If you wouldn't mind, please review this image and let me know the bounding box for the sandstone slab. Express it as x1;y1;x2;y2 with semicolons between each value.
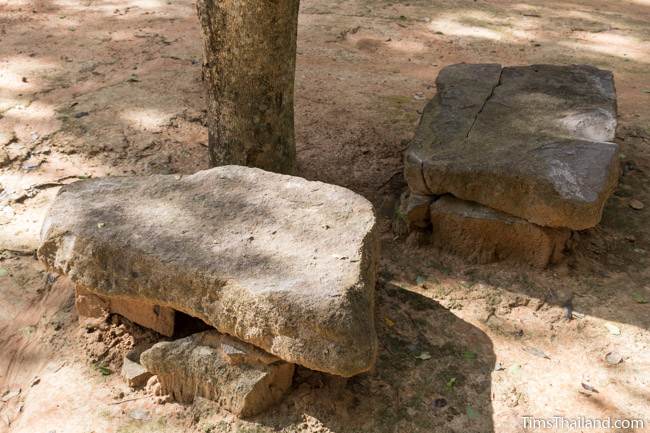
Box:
38;166;378;377
430;196;571;268
405;63;619;230
140;331;295;417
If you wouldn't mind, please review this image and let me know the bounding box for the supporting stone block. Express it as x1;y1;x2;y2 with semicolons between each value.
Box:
140;331;295;417
74;285;175;337
429;196;571;268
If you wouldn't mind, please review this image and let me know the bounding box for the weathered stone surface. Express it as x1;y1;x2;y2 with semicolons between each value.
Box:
74;284;110;320
429;196;571;268
38;166;378;377
140;331;295;417
405;64;619;230
397;190;432;229
121;346;153;388
74;285;175;337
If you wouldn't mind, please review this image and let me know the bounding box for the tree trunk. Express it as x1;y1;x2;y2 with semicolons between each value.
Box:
196;0;299;174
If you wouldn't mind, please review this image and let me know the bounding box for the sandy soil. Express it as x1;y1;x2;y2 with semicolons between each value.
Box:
1;0;650;431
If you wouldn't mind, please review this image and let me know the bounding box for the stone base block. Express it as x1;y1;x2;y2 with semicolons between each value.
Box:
429;196;571;268
74;285;175;336
140;331;295;417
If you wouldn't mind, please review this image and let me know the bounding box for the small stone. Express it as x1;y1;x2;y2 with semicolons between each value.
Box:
629;199;644;210
433;397;447;408
121;347;153;388
605;351;623;365
605;323;621;335
128;409;151;421
140;331;295;417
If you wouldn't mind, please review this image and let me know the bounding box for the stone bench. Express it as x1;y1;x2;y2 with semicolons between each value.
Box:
38;166;379;381
402;63;619;267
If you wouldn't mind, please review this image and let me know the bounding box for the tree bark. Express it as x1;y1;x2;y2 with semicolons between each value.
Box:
196;0;299;174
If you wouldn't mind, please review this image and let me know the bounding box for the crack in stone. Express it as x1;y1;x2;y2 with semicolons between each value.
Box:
465;67;504;139
415;66;504;195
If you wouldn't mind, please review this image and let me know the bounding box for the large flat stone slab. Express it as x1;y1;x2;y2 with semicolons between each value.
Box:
140;331;294;417
38;166;378;377
430;196;571;268
405;63;619;230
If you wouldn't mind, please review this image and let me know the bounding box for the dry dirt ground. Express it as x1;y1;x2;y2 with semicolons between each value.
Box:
1;0;650;431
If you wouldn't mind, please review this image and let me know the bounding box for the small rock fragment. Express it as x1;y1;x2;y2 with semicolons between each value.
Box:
605;323;621;335
629;199;644;210
128;409;151;421
121;346;153;388
605;351;623;365
396;190;433;229
581;383;599;393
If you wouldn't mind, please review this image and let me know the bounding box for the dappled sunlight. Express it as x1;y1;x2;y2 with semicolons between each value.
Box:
560;32;650;63
428;16;505;41
52;0;164;9
0;95;29;113
1;102;57;122
386;39;427;54
120;108;174;131
0;56;61;92
47;0;195;18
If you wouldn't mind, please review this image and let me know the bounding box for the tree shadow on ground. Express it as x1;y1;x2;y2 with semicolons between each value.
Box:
248;281;495;433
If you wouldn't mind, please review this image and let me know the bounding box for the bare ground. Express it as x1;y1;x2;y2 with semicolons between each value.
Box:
1;0;650;431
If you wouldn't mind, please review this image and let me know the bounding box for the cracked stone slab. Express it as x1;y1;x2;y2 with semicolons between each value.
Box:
140;331;294;417
430;196;571;268
38;166;378;377
405;63;619;230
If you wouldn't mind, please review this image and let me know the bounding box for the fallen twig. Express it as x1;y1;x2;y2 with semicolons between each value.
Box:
108;396;149;405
